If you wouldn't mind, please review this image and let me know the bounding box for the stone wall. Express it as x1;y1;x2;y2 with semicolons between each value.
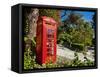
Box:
27;8;39;39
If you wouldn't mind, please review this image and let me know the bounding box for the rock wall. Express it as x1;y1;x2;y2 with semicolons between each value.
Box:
27;8;39;39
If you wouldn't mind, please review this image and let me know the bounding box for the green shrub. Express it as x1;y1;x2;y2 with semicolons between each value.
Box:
72;43;84;51
24;49;94;69
24;51;33;69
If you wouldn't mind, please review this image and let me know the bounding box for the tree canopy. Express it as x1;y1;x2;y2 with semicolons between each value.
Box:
39;9;61;24
58;11;93;51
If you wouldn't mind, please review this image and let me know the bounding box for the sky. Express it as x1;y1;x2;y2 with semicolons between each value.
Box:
75;11;95;22
60;10;95;22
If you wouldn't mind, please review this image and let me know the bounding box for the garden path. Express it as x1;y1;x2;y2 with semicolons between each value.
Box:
57;44;94;62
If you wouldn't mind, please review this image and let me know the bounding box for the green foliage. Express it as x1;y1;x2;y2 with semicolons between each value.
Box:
62;52;94;67
24;49;94;69
24;51;33;69
71;43;84;51
24;36;36;69
39;9;61;23
57;12;93;51
71;52;94;66
32;37;36;47
58;32;72;43
24;51;59;69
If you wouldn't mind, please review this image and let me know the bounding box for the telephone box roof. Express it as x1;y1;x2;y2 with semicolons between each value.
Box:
40;16;57;24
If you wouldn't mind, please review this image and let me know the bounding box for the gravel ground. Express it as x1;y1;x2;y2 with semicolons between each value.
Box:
57;44;94;62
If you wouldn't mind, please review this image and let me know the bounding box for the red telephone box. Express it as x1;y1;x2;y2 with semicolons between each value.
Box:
36;16;57;64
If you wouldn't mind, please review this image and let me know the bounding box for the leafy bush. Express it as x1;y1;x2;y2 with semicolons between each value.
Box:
61;52;94;67
71;52;94;66
71;43;84;51
57;32;72;47
24;51;33;69
24;51;94;69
